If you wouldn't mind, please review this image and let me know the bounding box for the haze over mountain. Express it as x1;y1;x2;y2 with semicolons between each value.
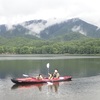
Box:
0;18;100;41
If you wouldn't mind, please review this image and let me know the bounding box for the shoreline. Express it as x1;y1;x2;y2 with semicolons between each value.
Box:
0;54;100;60
0;54;100;57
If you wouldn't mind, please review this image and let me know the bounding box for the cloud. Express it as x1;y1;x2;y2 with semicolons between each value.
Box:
0;0;100;27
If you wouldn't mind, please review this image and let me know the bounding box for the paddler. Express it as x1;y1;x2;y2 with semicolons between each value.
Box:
48;73;53;79
53;69;60;78
36;74;43;80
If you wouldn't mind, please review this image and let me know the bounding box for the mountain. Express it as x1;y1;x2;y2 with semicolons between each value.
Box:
40;18;100;40
0;20;47;39
22;19;47;37
0;18;100;41
0;24;34;38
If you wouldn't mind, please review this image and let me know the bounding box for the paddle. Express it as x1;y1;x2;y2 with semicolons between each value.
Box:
47;63;50;73
22;63;53;85
23;74;36;79
46;63;53;85
23;74;29;77
47;82;53;85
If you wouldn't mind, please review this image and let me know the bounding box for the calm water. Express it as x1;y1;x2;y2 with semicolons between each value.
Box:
0;55;100;100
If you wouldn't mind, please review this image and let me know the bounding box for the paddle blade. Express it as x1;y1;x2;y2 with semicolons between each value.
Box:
47;63;50;68
23;74;29;77
47;82;53;85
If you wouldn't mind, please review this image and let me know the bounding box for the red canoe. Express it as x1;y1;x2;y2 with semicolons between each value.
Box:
11;76;72;84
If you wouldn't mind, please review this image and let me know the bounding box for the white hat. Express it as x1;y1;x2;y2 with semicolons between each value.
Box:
55;70;58;72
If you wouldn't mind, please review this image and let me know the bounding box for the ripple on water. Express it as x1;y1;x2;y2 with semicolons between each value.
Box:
57;75;100;100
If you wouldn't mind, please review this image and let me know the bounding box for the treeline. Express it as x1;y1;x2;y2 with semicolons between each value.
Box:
0;37;100;54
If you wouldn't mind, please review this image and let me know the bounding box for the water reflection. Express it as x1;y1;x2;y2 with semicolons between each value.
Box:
47;82;59;93
1;56;100;100
11;82;59;92
0;57;100;79
11;83;44;91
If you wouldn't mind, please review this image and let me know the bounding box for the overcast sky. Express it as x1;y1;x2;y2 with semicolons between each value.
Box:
0;0;100;26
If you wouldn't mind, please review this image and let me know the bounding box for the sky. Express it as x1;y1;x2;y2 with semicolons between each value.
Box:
0;0;100;27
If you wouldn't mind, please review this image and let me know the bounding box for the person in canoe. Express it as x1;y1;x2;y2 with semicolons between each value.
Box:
48;73;53;79
53;69;60;78
36;74;43;80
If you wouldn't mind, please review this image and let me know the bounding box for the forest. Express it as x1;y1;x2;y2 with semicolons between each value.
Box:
0;37;100;54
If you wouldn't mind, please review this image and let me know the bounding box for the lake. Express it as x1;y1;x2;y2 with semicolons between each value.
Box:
0;55;100;100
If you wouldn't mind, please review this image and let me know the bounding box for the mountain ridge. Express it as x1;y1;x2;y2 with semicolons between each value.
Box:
0;18;100;41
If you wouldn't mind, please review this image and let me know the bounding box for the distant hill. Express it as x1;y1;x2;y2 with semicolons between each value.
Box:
40;18;100;40
0;18;100;41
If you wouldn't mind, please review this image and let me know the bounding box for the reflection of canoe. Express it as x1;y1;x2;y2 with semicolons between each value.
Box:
11;82;60;92
11;83;44;90
11;76;72;84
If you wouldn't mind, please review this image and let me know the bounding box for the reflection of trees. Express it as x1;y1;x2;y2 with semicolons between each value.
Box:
48;82;59;93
